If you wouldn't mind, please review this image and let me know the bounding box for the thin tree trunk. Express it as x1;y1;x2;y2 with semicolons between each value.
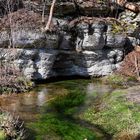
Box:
44;0;56;32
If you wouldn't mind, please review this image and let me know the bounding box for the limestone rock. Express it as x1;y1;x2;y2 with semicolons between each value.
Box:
0;11;136;79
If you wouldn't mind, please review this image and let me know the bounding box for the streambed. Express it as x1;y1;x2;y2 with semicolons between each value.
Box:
0;79;128;140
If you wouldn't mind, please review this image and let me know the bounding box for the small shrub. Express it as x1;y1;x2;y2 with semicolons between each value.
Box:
0;61;33;94
0;111;26;139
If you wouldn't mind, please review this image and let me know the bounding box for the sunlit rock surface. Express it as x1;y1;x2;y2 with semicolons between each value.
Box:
0;7;139;80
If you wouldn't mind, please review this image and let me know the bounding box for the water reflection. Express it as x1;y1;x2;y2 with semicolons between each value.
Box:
0;80;114;121
37;88;48;106
86;83;113;95
0;90;50;121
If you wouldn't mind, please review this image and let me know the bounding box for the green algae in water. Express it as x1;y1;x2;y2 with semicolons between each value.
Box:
49;79;90;90
44;80;88;115
27;80;103;140
0;79;114;139
48;89;86;115
28;114;101;140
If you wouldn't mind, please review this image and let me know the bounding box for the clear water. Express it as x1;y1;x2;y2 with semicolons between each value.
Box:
0;79;114;140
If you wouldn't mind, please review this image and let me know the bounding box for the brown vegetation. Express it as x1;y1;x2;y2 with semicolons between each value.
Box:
0;49;33;94
0;110;26;139
0;9;56;31
118;49;140;80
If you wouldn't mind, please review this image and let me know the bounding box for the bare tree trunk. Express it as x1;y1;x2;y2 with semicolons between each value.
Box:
44;0;56;32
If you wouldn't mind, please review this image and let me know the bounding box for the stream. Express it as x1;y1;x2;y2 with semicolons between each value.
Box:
0;79;115;140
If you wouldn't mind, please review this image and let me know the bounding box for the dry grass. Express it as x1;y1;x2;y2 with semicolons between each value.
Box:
118;50;140;80
0;50;33;94
0;9;57;31
113;129;139;140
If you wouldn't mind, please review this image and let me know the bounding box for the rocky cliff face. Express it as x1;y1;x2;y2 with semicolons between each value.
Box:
0;1;139;80
0;47;124;79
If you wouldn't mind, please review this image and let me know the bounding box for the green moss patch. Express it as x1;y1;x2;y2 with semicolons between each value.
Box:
81;90;140;139
101;74;138;87
28;113;102;140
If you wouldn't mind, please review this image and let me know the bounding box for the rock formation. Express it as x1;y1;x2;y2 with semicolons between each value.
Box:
0;0;139;80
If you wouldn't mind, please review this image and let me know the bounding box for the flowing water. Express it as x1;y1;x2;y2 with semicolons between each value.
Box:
0;79;115;140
